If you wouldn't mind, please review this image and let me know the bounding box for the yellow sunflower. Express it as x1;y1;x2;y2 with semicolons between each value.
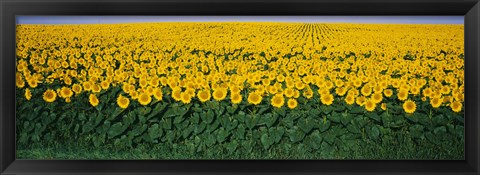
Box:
271;93;285;108
247;92;262;105
383;89;393;97
213;88;227;101
72;84;82;95
43;89;57;103
89;94;99;107
180;92;192;104
365;100;376;112
430;97;442;108
450;101;462;112
25;88;32;101
287;98;298;109
345;94;355;105
403;100;416;114
320;93;334;106
231;93;242;104
117;95;130;109
371;93;383;104
60;87;73;98
397;90;408;101
153;88;163;101
138;92;152;106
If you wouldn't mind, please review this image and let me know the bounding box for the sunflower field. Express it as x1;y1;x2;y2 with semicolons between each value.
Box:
16;23;465;159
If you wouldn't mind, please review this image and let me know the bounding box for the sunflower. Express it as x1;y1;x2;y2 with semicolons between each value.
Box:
92;84;101;93
231;93;242;104
89;94;99;107
422;88;432;97
381;103;387;110
180;92;192;104
365;100;376;112
287;98;298;109
43;89;57;103
345;94;355;105
117;94;130;109
430;98;442;108
361;85;372;96
271;93;285;108
25;88;32;101
371;93;383;104
247;92;262;105
72;84;82;95
171;87;182;101
284;88;295;98
213;88;227;101
303;88;314;99
356;96;366;106
100;81;110;90
320;93;334;106
335;87;347;96
441;86;450;94
397;90;408;101
60;87;73;98
138;92;152;106
197;89;211;102
83;81;92;91
450;101;462;112
383;89;393;97
403;100;416;114
153;88;163;101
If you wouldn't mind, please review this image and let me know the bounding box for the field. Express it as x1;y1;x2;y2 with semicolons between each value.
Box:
16;23;464;159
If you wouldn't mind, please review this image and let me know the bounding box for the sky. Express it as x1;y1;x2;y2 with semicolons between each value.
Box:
16;16;464;24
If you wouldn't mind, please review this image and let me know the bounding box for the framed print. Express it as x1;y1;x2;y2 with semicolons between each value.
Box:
1;0;480;174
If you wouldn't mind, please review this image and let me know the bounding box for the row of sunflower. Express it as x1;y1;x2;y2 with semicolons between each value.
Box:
16;23;464;115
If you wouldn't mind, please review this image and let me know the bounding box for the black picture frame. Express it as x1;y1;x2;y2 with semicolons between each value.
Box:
1;0;479;174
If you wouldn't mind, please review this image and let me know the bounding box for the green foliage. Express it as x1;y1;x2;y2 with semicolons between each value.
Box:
16;87;465;159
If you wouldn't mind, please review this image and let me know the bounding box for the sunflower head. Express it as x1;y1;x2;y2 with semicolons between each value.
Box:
271;93;285;108
60;87;73;98
25;88;32;101
365;100;376;112
287;98;298;109
403;100;416;114
43;89;57;103
231;93;242;104
430;97;442;108
450;101;462;112
345;94;355;105
320;93;334;106
89;94;99;107
153;88;163;101
213;88;227;101
138;92;152;106
397;90;408;101
247;92;262;105
117;95;130;109
384;89;393;97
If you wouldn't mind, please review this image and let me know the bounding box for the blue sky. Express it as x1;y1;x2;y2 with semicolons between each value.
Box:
16;16;464;24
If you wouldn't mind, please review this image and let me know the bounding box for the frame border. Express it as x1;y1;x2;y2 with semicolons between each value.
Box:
1;0;479;174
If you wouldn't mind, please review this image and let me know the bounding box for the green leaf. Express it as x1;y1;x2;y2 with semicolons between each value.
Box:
319;119;331;133
194;122;207;135
367;112;381;123
226;140;238;153
147;124;162;143
329;111;341;123
245;114;258;129
147;102;167;120
131;124;148;137
107;122;128;139
298;117;314;134
409;124;425;139
288;129;305;143
201;110;215;124
260;133;274;150
271;127;285;143
368;125;380;140
340;112;352;126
